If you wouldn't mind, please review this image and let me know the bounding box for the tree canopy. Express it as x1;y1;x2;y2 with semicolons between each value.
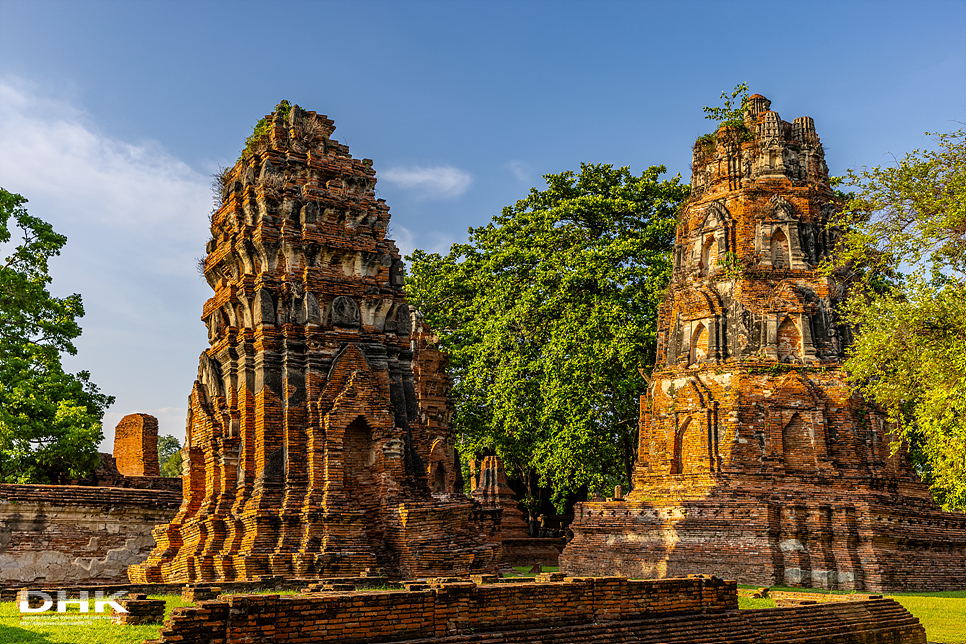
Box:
829;129;966;511
0;188;113;483
159;434;183;478
406;164;688;510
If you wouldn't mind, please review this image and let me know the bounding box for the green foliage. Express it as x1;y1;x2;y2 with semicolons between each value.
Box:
829;129;966;511
715;251;743;282
158;434;182;478
405;164;688;509
0;189;113;483
241;100;292;160
700;82;752;142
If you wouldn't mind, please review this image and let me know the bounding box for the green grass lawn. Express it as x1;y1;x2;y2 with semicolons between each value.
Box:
737;585;966;644
0;594;189;644
0;589;302;644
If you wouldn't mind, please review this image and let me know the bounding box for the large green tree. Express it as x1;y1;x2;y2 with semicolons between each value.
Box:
406;164;688;510
0;188;113;483
830;129;966;511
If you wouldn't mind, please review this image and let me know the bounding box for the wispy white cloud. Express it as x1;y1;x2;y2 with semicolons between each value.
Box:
0;76;211;450
389;223;416;259
388;225;456;265
506;160;532;182
0;77;210;262
379;164;472;199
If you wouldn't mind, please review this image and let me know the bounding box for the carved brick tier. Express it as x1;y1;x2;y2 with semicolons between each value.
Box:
560;95;966;592
128;104;499;584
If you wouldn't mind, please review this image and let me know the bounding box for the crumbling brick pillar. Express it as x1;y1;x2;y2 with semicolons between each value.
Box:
113;413;160;477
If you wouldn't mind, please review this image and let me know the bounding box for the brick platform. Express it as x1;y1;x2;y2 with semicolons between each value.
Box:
128;103;499;584
559;94;966;592
144;576;925;644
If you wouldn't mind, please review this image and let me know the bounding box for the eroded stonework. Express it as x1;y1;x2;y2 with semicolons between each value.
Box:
128;104;499;584
560;95;966;592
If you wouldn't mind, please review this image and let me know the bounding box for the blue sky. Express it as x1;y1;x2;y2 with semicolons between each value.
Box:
1;0;964;448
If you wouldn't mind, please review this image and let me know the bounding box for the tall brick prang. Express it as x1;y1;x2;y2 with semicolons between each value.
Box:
128;102;499;584
560;94;966;592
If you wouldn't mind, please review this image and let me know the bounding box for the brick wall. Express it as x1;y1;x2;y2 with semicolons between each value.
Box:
0;484;180;585
153;576;736;643
147;576;925;644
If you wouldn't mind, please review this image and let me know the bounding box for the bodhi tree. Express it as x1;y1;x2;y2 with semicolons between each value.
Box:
406;164;688;511
828;129;966;511
0;188;114;483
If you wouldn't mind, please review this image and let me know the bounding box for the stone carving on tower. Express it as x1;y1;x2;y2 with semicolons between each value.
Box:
129;103;499;583
560;94;966;592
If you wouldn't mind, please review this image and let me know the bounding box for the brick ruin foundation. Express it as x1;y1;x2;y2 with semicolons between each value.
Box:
144;576;926;644
0;484;180;585
128;103;500;584
560;94;966;592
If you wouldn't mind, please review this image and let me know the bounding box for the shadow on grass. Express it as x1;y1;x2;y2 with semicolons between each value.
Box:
0;624;55;644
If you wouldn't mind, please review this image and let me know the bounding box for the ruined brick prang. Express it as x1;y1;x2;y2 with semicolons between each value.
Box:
560;94;966;592
113;413;160;477
410;311;460;494
128;104;499;584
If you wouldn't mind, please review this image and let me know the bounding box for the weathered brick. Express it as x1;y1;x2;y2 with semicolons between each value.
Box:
128;103;500;584
560;94;966;593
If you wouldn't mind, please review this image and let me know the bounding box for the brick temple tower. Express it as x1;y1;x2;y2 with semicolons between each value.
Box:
129;103;498;584
560;95;966;592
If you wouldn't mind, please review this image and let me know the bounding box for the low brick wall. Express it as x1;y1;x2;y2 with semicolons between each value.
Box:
151;576;735;643
146;575;925;644
0;484;181;586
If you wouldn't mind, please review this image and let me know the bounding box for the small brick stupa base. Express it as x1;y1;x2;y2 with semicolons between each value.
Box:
129;103;499;584
560;95;966;593
470;456;566;566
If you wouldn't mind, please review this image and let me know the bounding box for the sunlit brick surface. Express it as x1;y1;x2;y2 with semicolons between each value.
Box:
560;95;966;592
128;105;499;584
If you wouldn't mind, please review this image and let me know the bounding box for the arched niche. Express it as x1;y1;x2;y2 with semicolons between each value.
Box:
431;462;447;493
771;228;790;269
777;316;802;362
782;412;816;473
342;415;376;510
701;234;718;277
671;417;691;475
690;323;709;365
